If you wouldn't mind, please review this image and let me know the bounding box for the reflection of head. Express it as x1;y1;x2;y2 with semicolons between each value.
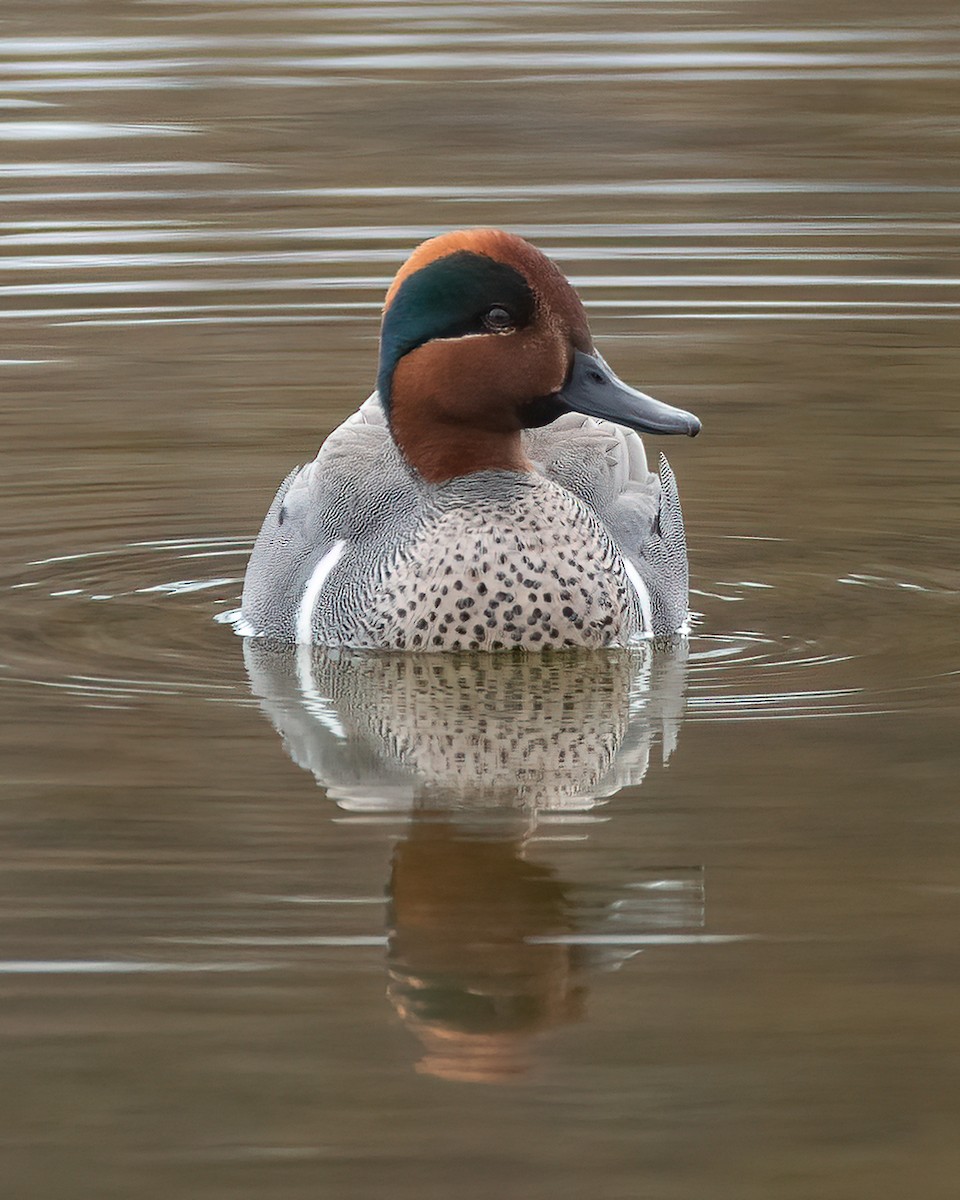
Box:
386;820;585;1082
398;1028;540;1085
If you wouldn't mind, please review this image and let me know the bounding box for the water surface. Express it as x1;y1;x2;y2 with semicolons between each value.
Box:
1;1;959;1197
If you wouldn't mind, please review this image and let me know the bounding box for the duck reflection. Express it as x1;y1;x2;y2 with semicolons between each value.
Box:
244;644;698;1081
386;817;584;1082
243;644;687;810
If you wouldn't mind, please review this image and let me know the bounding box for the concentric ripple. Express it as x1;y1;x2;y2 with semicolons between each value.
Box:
2;533;954;721
685;532;959;720
0;536;250;707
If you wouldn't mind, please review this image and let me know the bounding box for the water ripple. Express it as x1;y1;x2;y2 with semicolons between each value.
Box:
2;535;951;722
2;209;957;327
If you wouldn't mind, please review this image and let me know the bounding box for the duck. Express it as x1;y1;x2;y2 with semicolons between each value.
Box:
240;228;701;651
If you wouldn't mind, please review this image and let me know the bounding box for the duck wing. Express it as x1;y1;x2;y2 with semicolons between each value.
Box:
524;414;690;635
241;394;418;638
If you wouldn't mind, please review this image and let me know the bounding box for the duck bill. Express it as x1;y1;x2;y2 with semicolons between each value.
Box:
559;349;701;437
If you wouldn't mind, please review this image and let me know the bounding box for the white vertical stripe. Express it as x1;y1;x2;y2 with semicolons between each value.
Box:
623;558;653;636
295;539;346;644
294;643;348;738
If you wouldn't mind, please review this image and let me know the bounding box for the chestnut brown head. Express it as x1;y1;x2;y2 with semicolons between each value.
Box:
378;229;699;482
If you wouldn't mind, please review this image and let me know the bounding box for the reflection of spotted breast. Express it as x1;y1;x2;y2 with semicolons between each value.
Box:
355;474;645;651
336;651;634;799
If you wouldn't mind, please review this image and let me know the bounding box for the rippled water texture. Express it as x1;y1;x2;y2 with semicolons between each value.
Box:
1;1;959;1197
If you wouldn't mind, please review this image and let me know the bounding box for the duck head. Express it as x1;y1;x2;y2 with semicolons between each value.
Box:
378;228;700;483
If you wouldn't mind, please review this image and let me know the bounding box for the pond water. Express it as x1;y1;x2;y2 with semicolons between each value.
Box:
1;0;959;1196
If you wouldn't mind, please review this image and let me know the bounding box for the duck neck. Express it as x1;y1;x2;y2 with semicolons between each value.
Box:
390;415;533;485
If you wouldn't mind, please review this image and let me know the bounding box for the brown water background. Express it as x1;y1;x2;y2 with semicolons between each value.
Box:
1;1;959;1197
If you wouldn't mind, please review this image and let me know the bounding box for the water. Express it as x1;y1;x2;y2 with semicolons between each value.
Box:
2;0;959;1195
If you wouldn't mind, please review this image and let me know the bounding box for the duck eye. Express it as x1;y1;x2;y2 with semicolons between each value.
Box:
482;305;514;332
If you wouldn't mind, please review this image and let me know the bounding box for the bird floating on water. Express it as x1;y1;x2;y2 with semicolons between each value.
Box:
241;228;701;651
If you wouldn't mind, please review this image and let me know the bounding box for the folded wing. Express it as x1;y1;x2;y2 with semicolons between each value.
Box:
525;413;690;635
241;395;416;638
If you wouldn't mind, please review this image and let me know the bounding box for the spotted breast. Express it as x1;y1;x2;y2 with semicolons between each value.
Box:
308;472;646;651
